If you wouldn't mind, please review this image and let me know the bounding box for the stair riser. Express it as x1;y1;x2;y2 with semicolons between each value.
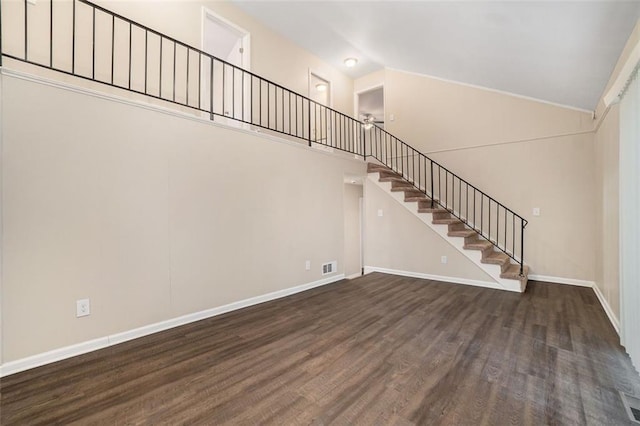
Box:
464;235;479;245
448;222;465;232
433;212;452;220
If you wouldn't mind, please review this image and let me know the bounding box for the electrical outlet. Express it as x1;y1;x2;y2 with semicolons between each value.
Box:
377;209;383;217
533;207;540;217
76;299;90;317
305;260;311;271
441;256;448;264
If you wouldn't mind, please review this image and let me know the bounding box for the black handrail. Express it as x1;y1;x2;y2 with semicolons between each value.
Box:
0;0;527;275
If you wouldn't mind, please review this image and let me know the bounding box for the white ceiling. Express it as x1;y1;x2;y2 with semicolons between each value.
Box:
232;1;640;111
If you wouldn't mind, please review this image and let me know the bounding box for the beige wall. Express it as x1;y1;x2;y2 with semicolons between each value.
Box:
364;181;494;283
343;183;363;278
594;105;620;319
357;68;598;281
592;20;640;322
383;68;593;153
0;73;365;362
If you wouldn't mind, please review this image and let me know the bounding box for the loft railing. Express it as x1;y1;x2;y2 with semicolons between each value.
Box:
0;0;528;275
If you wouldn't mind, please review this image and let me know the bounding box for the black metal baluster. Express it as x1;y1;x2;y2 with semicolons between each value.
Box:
481;196;484;235
452;176;455;213
159;37;162;97
186;49;190;105
445;171;448;210
209;57;213;119
307;98;311;146
92;7;95;79
111;15;115;84
459;179;461;218
240;70;244;121
144;30;148;93
520;219;524;275
512;215;515;257
288;92;292;134
24;0;28;60
259;80;262;126
49;0;53;66
129;23;133;89
466;184;469;223
197;53;201;109
504;209;507;249
72;0;75;72
489;200;491;241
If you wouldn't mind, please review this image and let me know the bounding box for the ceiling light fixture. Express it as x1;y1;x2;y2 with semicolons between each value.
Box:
362;114;375;130
316;83;327;92
344;57;358;68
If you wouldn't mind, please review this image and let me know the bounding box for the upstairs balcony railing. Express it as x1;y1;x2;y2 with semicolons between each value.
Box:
0;0;528;275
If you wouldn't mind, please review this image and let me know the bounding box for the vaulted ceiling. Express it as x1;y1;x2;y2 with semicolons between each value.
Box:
232;1;640;111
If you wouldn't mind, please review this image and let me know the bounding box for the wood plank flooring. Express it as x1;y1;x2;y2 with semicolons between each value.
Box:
2;272;640;425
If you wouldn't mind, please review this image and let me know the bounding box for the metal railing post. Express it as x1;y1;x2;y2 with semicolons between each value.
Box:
308;99;312;147
520;218;524;276
361;123;366;160
0;0;3;67
430;160;434;208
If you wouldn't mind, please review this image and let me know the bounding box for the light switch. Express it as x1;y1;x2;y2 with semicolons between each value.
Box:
377;209;383;217
533;208;540;217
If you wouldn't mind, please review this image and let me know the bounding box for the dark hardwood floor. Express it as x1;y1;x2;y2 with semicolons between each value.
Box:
2;272;639;425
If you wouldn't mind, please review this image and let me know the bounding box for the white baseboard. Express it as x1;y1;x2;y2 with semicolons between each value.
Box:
591;283;620;335
0;274;344;378
345;272;363;280
364;266;506;291
528;274;595;287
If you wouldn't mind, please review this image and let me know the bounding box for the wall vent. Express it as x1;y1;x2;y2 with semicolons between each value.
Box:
322;261;337;275
620;391;640;424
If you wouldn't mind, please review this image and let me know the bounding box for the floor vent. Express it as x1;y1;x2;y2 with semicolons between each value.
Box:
620;391;640;424
322;261;337;275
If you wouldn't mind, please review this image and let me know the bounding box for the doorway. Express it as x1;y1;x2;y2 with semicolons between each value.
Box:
356;86;385;130
309;71;331;144
201;8;251;125
344;177;364;279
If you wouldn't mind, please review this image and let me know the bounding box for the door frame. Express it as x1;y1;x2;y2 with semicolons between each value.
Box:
201;7;251;70
200;7;251;124
308;69;333;108
354;83;385;126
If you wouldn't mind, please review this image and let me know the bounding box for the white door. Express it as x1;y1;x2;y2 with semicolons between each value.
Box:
202;9;250;125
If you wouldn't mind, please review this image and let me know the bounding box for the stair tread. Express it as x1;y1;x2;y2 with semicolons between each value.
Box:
418;207;447;213
433;218;462;225
500;264;529;279
367;163;391;173
448;229;476;238
463;240;493;250
482;251;510;265
378;175;405;182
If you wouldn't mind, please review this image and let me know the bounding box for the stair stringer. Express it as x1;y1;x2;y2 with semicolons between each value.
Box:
368;174;526;293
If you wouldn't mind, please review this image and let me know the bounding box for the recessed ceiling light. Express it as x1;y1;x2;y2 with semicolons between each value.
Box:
316;83;327;92
344;57;358;68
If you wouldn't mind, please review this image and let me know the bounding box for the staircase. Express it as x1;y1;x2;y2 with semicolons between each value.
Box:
0;0;530;292
367;162;529;292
